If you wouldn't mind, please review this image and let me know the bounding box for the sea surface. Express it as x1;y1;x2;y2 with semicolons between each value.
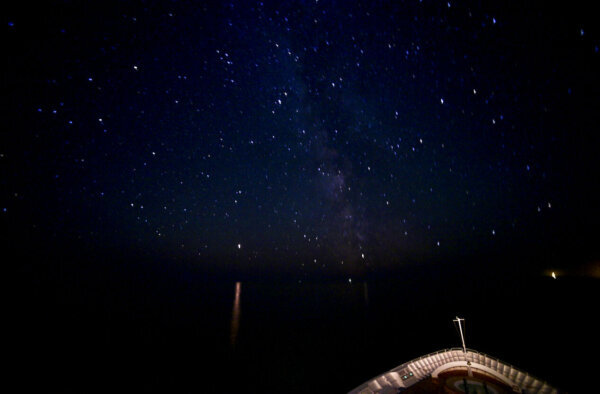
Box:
18;258;598;393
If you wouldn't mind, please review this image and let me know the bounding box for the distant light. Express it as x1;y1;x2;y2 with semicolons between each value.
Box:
237;243;241;249
552;272;557;279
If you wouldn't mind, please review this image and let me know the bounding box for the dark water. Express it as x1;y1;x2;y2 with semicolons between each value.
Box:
18;258;598;393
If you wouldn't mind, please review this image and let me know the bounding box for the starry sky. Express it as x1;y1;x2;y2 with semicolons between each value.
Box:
5;0;599;278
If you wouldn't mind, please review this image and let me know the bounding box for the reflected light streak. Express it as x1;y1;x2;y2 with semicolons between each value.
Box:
230;282;241;348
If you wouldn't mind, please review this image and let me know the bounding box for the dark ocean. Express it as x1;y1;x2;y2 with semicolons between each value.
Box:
17;256;598;393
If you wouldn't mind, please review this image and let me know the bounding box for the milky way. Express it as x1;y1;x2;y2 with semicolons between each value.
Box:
5;1;599;277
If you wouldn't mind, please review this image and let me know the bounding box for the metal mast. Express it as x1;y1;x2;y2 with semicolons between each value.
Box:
454;316;467;353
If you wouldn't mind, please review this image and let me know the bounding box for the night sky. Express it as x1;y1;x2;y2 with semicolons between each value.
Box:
5;0;600;279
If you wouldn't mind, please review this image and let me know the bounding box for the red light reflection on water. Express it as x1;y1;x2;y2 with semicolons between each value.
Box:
230;282;241;348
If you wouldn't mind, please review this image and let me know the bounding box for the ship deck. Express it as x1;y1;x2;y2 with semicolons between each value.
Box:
403;368;515;393
348;348;558;394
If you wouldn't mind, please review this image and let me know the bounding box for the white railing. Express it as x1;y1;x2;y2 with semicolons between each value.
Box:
348;348;558;394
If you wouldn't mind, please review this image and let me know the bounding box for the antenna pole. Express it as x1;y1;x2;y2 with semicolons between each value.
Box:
454;316;467;353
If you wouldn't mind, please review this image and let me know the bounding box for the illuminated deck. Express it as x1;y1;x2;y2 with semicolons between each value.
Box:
348;348;558;393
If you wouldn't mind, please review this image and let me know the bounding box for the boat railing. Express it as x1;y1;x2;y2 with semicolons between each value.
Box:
391;347;520;372
388;347;553;390
349;347;557;394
